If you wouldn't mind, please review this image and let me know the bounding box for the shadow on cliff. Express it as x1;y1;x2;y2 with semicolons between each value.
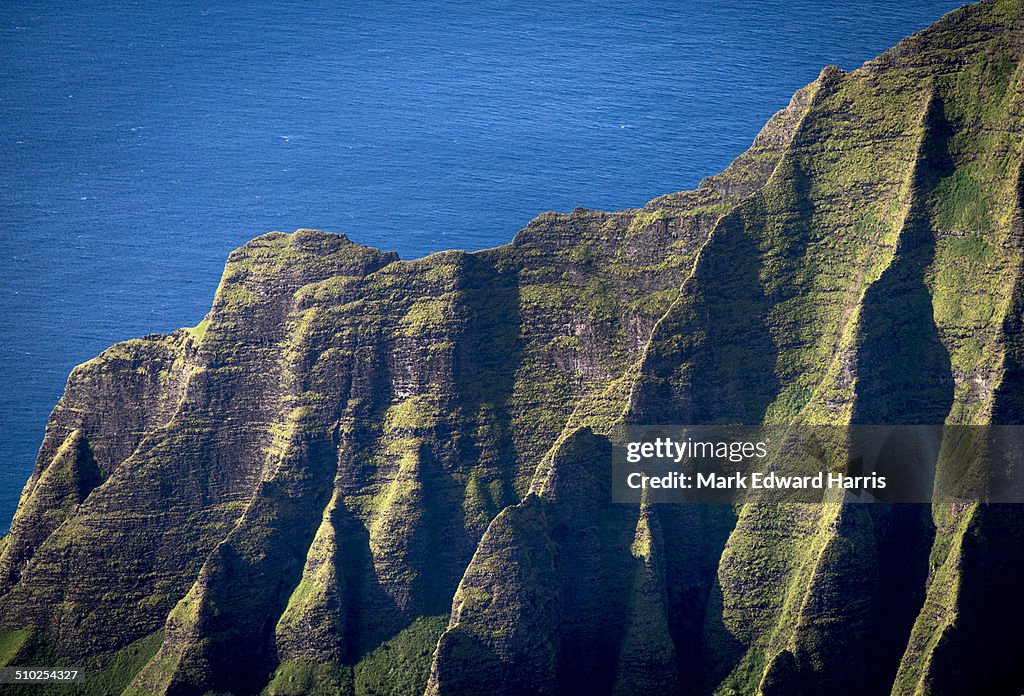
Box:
453;251;521;495
627;178;808;692
924;157;1024;694
332;251;524;663
818;91;955;696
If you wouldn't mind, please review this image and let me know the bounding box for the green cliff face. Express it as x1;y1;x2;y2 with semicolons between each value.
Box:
2;1;1024;693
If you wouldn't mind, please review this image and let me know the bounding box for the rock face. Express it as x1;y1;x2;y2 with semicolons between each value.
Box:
2;1;1024;694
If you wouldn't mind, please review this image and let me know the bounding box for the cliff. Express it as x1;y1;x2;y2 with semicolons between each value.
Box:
2;1;1024;694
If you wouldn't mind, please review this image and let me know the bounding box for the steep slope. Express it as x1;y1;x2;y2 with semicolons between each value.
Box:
0;78;805;694
1;1;1023;694
433;2;1024;694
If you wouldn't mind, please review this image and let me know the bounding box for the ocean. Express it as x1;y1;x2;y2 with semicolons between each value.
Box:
0;0;964;531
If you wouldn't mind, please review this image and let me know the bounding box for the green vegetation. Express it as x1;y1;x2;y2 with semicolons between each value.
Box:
354;616;448;696
189;318;210;342
0;630;162;696
79;631;164;695
0;626;30;666
265;661;353;695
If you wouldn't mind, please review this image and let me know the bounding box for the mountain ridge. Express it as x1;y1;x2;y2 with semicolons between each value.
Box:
2;1;1024;693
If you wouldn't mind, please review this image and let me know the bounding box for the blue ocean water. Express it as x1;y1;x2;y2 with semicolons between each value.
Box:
0;0;964;532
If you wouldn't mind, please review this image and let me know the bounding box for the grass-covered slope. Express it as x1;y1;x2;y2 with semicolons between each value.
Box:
2;1;1023;694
